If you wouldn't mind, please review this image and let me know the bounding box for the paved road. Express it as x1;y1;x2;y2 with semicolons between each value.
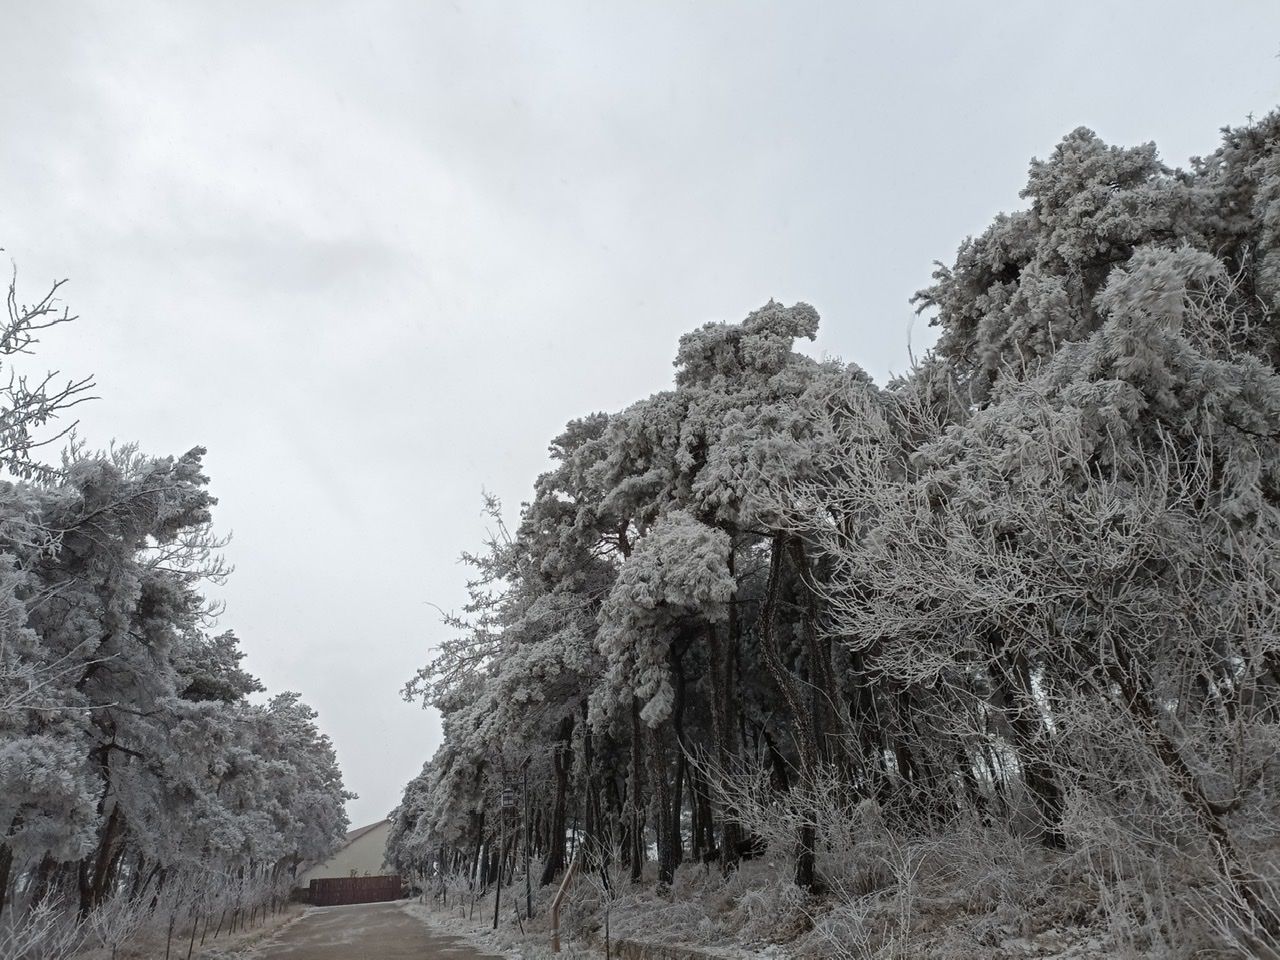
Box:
256;902;502;959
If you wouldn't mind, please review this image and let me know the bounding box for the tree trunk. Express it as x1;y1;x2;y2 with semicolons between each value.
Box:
789;538;854;772
470;811;485;897
628;701;645;883
647;723;676;888
994;646;1065;849
80;799;125;915
539;715;574;885
0;843;11;919
705;617;740;869
670;749;686;872
758;534;821;890
669;644;689;876
1106;645;1275;930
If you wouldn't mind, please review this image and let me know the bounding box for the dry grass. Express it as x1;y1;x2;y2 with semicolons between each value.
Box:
68;903;305;960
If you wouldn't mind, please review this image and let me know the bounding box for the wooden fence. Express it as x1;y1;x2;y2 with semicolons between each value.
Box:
308;874;403;906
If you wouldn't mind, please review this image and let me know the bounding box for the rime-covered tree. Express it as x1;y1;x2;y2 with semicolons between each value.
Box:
393;112;1280;954
0;266;349;940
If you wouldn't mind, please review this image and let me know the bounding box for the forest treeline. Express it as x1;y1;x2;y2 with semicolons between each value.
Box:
0;283;349;956
390;112;1280;955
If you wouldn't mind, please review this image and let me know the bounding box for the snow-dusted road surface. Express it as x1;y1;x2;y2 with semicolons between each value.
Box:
255;901;502;959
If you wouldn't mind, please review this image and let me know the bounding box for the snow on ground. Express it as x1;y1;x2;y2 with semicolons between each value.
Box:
73;904;306;960
401;901;527;959
397;863;1124;960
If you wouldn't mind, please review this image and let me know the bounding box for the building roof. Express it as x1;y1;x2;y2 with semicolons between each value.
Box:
341;818;390;849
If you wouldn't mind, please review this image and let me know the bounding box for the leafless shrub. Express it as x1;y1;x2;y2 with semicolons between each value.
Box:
0;896;86;960
79;883;157;960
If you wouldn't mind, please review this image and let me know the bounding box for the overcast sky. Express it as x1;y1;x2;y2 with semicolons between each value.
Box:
1;1;1277;828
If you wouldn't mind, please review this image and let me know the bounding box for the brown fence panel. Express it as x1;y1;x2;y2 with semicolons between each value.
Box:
309;874;403;906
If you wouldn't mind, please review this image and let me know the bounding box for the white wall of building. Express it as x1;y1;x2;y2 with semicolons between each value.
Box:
298;820;394;884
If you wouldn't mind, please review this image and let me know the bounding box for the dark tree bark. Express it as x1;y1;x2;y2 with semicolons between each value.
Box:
668;641;690;876
706;580;743;870
580;701;605;872
757;534;821;891
469;810;486;895
993;645;1066;849
628;701;645;883
788;538;854;771
79;802;125;916
539;715;574;885
0;842;12;918
647;723;676;888
1104;641;1275;931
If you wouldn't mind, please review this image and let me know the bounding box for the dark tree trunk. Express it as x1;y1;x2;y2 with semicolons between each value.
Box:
688;768;703;863
470;811;486;894
130;854;160;902
647;722;676;888
30;855;60;905
670;749;686;871
81;753;126;916
695;771;717;860
628;701;645;883
581;703;600;861
706;616;742;868
487;839;501;886
789;538;850;768
1105;643;1275;931
847;648;889;799
765;730;791;793
539;715;574;885
758;534;822;891
668;643;689;876
994;646;1065;849
795;823;817;890
891;685;958;826
103;839;128;901
0;843;11;918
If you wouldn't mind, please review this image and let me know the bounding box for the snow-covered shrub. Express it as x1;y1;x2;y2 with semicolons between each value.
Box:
0;897;85;960
728;879;811;944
